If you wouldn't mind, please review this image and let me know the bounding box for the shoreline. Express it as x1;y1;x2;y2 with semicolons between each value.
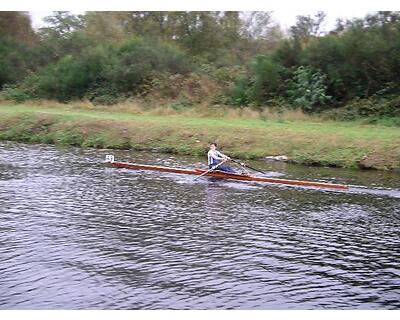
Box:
1;103;399;171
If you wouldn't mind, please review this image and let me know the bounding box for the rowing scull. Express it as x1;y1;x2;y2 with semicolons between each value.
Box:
105;156;349;190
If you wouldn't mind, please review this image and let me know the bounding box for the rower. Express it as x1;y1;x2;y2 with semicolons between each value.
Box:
207;143;236;173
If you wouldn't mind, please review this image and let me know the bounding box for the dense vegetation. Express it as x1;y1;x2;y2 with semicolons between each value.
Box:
1;11;400;123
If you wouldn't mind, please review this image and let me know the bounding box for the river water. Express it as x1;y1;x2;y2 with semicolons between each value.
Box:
0;141;399;309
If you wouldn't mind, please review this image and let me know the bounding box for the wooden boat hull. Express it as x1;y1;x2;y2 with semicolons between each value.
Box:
108;161;349;190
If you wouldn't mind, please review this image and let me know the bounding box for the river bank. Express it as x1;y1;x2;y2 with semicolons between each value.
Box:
0;103;399;170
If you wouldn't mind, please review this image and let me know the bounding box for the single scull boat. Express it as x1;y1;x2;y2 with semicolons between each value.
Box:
105;155;349;190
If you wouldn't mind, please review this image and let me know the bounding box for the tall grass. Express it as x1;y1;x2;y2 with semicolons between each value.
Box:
16;99;315;122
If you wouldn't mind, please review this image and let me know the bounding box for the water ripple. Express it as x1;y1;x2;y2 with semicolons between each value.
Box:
0;142;399;309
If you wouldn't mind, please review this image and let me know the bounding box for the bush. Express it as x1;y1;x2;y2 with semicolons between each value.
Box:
0;37;34;88
27;47;108;101
325;94;400;121
103;38;192;94
12;38;193;103
88;93;121;106
195;62;244;85
85;83;122;105
140;72;223;105
229;55;285;107
246;55;283;104
0;84;31;103
230;76;250;106
273;14;400;104
287;66;331;113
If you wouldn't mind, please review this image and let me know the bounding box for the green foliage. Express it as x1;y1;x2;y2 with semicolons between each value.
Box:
86;86;122;106
247;55;283;104
0;37;35;87
365;117;400;127
103;38;191;94
13;38;192;102
301;17;400;101
52;130;84;146
2;10;400;122
230;76;250;106
165;98;193;110
287;66;331;113
40;11;85;38
273;39;302;68
28;49;106;101
290;12;326;42
0;12;36;44
325;94;400;122
194;61;244;85
28;12;94;72
271;11;400;106
300;35;348;101
230;55;284;106
0;84;31;103
2;105;400;170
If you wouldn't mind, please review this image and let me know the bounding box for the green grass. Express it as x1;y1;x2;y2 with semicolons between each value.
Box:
1;103;399;170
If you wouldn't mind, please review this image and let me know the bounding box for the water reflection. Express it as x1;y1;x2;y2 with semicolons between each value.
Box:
204;182;229;206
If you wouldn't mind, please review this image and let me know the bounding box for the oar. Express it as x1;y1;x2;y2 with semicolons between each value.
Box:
194;160;226;180
230;158;266;175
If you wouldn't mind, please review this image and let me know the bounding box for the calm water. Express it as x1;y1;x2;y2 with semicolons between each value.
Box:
0;141;399;309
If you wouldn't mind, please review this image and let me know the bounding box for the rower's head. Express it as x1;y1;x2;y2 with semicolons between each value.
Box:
210;143;217;151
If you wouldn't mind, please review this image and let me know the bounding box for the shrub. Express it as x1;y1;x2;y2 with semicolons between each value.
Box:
325;94;400;122
0;84;31;103
28;47;108;101
246;55;283;104
13;38;193;103
140;72;223;105
103;38;192;94
230;76;250;106
229;55;285;107
85;84;122;105
287;66;331;113
0;37;34;88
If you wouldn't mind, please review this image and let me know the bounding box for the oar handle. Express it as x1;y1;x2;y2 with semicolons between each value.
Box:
194;161;225;180
230;158;266;175
230;158;245;166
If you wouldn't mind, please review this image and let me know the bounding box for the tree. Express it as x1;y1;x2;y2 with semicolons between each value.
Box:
219;11;241;46
0;12;37;87
247;55;283;104
40;11;85;38
290;12;327;44
37;12;91;63
230;54;284;106
238;11;284;57
287;66;331;113
83;12;132;43
83;11;234;60
240;11;275;39
0;11;36;44
364;11;400;27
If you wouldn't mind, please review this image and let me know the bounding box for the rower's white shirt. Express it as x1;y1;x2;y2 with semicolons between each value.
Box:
207;150;224;165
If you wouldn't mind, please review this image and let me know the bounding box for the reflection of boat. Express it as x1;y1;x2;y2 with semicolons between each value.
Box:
105;156;349;190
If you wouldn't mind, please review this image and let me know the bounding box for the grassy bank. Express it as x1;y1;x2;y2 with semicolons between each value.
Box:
1;103;399;170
